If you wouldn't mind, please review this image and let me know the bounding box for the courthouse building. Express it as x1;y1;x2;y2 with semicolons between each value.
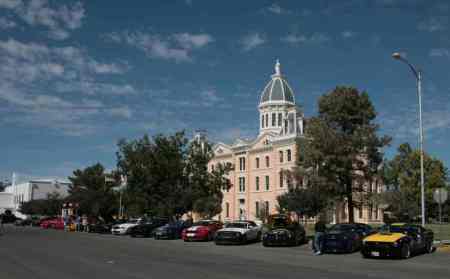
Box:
208;61;383;224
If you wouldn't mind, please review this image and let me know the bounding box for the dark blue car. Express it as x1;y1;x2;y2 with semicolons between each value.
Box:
154;220;189;240
323;223;374;253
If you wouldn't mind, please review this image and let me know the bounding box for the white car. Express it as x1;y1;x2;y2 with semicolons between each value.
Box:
111;218;146;235
214;221;261;244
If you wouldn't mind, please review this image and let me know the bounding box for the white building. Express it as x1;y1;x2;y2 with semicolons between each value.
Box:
0;176;71;218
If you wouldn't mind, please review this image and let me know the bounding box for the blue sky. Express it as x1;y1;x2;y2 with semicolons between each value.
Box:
0;0;449;181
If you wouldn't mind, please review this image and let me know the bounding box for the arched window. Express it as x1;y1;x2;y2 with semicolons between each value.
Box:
265;113;268;127
278;113;282;126
279;172;283;188
279;150;283;163
261;115;265;128
272;113;276;126
255;157;260;168
225;202;230;217
287;149;292;162
265;156;270;167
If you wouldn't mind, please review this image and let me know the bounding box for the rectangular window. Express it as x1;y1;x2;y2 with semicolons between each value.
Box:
265;156;270;167
375;205;379;220
256;157;260;168
265;113;268;127
279;172;283;188
226;202;230;217
261;115;264;128
287;149;292;161
255;202;260;218
369;204;373;220
255;176;260;191
265;175;270;191
359;206;363;219
239;177;246;192
239;157;246;171
278;113;282;126
272;113;276;126
279;150;283;163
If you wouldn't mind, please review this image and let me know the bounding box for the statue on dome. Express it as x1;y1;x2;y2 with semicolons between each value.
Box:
275;59;281;75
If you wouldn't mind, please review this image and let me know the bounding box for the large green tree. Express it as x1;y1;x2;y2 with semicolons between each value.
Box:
186;140;231;218
116;132;231;219
277;186;330;220
382;143;449;222
19;192;63;216
67;163;118;220
291;86;390;223
117;132;190;217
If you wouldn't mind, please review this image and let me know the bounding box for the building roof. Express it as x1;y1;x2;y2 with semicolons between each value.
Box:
259;60;295;106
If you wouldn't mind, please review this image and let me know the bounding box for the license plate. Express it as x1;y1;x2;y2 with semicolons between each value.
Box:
371;251;380;257
187;233;195;237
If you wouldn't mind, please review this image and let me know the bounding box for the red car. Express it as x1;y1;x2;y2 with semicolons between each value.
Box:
40;217;64;230
182;220;223;241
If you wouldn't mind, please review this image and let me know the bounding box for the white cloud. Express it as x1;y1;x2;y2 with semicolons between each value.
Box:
172;33;214;49
341;30;356;39
241;32;266;51
0;16;17;29
0;39;135;136
418;17;447;32
266;3;291;15
430;48;450;58
0;0;85;40
200;89;222;107
282;32;330;44
105;31;214;62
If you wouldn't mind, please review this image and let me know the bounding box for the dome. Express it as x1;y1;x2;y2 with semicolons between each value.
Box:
259;60;295;106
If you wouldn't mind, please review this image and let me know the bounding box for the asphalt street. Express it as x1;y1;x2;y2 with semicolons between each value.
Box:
1;225;449;279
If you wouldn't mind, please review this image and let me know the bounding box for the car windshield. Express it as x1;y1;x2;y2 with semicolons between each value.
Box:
329;224;356;232
193;221;212;226
271;217;289;228
380;225;409;234
225;223;247;229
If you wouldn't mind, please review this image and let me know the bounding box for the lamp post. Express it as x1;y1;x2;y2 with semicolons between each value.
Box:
392;52;426;226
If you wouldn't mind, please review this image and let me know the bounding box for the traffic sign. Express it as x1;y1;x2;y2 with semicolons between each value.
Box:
433;188;448;204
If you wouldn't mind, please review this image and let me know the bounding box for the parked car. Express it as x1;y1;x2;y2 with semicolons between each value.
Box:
262;214;306;247
154;220;187;240
322;223;374;253
129;218;169;238
214;220;261;245
15;218;32;226
182;220;223;241
35;216;54;227
41;217;64;230
361;223;434;259
111;218;149;235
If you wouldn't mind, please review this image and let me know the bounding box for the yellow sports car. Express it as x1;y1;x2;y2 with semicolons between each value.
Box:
361;223;434;259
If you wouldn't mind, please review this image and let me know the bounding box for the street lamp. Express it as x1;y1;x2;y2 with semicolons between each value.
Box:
392;52;426;226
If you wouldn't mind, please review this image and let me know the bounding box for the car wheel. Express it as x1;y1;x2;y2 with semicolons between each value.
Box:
242;234;247;244
130;234;136;238
262;241;268;247
401;243;411;259
361;251;371;258
425;241;433;254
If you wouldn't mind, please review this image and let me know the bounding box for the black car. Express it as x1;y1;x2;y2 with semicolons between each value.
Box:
15;218;32;226
88;222;115;234
262;214;307;247
361;223;434;259
154;221;188;240
129;218;169;238
322;223;374;253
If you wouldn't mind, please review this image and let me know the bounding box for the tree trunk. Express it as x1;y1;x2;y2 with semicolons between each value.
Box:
347;191;354;223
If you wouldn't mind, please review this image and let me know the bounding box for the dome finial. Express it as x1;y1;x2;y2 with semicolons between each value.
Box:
275;59;281;75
